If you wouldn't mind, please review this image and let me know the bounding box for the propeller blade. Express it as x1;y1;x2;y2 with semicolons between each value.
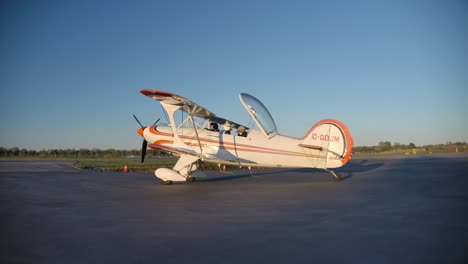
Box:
152;118;160;127
133;114;144;128
141;140;147;163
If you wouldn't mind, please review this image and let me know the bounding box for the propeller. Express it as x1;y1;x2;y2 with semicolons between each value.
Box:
141;140;147;163
152;118;160;126
133;114;144;128
133;114;160;163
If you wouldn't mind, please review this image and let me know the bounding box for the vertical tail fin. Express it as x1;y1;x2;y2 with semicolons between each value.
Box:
300;119;353;167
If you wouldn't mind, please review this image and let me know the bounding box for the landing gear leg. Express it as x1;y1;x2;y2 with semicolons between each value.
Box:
182;162;197;183
327;170;342;182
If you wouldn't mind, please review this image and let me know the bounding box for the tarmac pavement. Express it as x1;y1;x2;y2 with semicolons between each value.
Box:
1;154;467;263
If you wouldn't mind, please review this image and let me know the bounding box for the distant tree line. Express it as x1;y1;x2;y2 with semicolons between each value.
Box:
1;141;467;158
353;141;467;153
0;147;171;159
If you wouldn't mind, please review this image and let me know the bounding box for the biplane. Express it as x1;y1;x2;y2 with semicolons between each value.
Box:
134;90;353;184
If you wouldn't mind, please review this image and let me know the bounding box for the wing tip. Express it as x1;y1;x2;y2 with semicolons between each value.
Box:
140;89;174;98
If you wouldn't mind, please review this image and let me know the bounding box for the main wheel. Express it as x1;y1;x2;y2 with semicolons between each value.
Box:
332;172;342;182
186;177;196;183
159;179;173;185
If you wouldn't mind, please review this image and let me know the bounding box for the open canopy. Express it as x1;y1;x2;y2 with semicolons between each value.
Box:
239;93;278;138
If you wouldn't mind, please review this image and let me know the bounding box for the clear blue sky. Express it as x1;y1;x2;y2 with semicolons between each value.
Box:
1;0;467;150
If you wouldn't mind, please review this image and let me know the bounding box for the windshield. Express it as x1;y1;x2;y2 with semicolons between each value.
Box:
239;93;278;138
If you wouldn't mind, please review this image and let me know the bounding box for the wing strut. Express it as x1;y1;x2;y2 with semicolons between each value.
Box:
189;114;203;156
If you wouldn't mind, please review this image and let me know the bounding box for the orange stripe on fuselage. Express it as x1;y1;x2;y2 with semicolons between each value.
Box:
154;140;174;145
147;127;330;159
149;126;173;137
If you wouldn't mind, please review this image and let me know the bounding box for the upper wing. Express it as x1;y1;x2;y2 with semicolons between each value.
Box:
140;89;248;129
141;89;214;118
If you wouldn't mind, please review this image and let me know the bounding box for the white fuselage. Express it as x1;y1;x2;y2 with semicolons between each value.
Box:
143;125;344;169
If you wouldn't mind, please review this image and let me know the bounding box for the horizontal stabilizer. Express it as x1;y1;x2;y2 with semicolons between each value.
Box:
298;144;323;151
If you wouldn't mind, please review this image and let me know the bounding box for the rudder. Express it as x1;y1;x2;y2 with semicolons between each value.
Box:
300;119;353;166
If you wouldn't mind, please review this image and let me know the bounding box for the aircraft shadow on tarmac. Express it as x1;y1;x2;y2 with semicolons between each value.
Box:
336;159;384;180
192;160;383;183
193;169;295;183
290;160;383;182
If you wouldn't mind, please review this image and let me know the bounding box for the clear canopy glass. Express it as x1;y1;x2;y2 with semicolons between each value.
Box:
239;93;278;138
